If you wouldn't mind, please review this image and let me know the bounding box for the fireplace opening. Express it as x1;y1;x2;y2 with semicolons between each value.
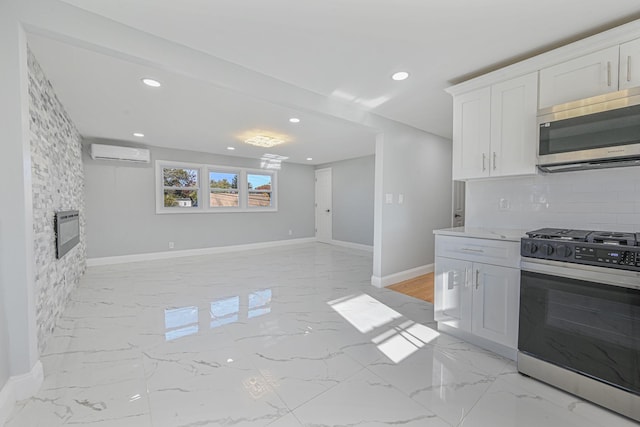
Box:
55;210;79;259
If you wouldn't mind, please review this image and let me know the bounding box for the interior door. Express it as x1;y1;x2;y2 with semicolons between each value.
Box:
315;168;332;243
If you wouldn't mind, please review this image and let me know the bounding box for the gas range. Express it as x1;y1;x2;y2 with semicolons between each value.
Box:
521;228;640;272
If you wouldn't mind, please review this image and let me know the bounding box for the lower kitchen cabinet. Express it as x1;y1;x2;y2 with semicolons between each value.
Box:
471;263;520;348
434;234;521;359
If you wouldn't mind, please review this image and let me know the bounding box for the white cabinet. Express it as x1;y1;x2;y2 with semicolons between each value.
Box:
452;87;490;180
434;256;472;330
539;46;620;109
490;73;538;177
619;37;640;90
434;235;520;357
452;73;537;180
471;263;520;348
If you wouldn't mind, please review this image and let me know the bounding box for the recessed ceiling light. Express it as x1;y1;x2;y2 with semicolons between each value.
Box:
141;78;161;87
244;135;284;148
289;117;300;123
227;146;235;150
306;157;313;161
133;132;145;137
391;71;409;81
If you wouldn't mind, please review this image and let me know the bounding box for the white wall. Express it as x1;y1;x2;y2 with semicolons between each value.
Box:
0;228;9;391
465;167;640;231
373;126;453;284
0;3;40;382
317;156;375;246
84;143;315;258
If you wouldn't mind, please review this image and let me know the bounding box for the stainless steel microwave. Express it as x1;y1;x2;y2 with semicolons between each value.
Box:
537;87;640;173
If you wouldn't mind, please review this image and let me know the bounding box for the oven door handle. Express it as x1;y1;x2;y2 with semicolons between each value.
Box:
521;259;640;290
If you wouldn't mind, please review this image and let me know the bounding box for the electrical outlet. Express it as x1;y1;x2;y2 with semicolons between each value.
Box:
168;241;175;249
499;198;510;211
385;193;393;204
288;229;293;236
398;194;404;204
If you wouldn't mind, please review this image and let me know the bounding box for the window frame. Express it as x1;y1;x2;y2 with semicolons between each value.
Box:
156;160;277;214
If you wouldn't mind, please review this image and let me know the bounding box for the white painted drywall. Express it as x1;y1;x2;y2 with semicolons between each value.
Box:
375;126;453;279
0;225;9;392
317;155;375;246
83;143;315;258
0;5;40;380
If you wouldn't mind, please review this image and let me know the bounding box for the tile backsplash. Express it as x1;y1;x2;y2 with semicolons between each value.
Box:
465;167;640;232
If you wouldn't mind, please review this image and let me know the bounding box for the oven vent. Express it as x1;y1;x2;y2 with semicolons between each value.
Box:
90;144;150;163
538;156;640;173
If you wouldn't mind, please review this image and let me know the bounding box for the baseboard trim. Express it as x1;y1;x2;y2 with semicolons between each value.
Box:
0;361;43;425
330;240;373;252
371;263;434;288
87;238;317;266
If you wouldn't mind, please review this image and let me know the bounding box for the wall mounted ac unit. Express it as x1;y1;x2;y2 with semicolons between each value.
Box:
90;144;150;163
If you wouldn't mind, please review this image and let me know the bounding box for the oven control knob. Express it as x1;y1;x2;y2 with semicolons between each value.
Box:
523;241;538;255
557;245;572;258
541;244;554;256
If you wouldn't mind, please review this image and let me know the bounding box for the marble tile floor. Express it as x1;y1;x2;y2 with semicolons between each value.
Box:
7;243;637;427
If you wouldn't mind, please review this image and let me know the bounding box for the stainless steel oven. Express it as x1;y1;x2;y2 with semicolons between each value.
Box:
518;228;640;422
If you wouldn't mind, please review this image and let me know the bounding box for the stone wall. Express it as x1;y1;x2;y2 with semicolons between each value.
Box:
28;48;86;353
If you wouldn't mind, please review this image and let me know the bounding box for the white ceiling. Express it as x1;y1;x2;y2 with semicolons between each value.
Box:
27;0;640;165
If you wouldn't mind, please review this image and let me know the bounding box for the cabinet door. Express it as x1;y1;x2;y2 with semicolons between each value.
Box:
539;46;619;109
452;87;491;180
490;72;538;177
434;257;473;332
471;264;520;348
619;38;640;90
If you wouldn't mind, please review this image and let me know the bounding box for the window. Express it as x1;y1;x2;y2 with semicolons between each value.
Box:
247;173;272;208
156;161;276;214
162;166;199;208
209;170;239;207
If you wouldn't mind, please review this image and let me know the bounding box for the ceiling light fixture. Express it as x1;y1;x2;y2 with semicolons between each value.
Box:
141;78;161;87
133;132;145;137
227;146;235;150
391;71;409;81
244;135;284;148
289;117;300;123
306;157;313;161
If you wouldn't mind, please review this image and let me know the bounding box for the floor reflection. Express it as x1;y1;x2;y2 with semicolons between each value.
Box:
165;289;273;340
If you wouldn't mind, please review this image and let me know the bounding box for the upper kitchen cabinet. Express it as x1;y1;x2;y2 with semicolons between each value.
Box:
490;73;538;177
452;72;537;180
619;38;640;90
452;87;490;180
539;46;620;109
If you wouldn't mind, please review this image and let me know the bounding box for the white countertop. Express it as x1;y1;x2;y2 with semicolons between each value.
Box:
433;226;527;242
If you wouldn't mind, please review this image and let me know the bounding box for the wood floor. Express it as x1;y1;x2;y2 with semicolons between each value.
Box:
386;273;434;304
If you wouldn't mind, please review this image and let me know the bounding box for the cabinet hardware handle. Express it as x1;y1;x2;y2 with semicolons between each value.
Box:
607;61;612;87
475;269;480;290
482;153;486;172
493;152;497;170
464;268;470;288
628;56;632;83
460;248;484;253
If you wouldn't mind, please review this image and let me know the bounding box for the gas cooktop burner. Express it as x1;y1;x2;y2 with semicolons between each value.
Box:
588;231;638;246
526;228;592;241
526;228;639;246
